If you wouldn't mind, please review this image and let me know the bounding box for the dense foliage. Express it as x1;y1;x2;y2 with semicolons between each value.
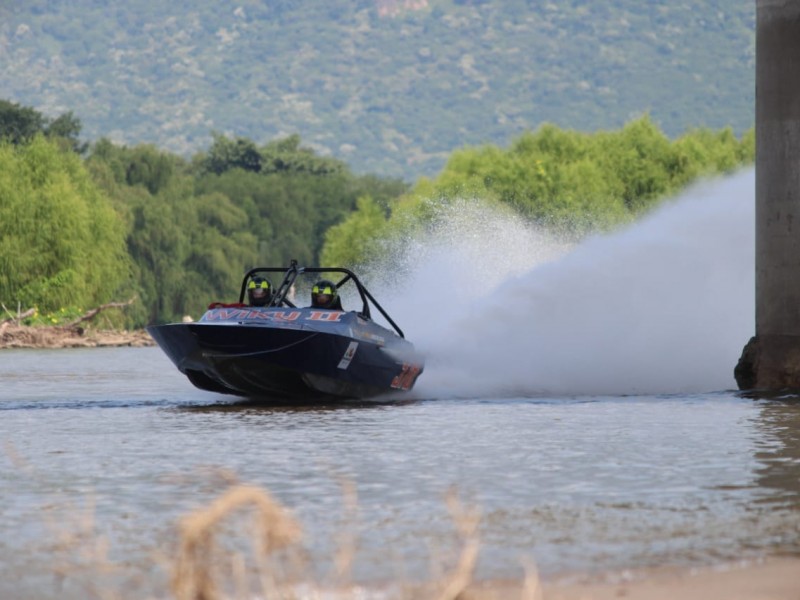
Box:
1;0;754;180
321;116;755;267
0;137;131;316
0;99;85;152
0;103;408;325
0;102;753;327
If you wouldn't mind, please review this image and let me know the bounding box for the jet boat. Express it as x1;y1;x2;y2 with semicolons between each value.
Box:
147;261;424;400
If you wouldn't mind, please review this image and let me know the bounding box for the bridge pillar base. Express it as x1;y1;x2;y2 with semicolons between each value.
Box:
735;335;800;391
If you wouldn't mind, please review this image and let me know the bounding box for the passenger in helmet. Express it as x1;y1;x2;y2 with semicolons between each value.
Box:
311;279;343;310
247;276;273;307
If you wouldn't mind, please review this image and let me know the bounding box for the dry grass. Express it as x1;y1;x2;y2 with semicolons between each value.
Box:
28;472;541;600
172;484;303;600
166;482;542;600
431;488;481;600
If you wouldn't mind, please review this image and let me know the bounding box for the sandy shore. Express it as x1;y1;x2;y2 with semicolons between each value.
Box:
0;322;155;349
460;556;800;600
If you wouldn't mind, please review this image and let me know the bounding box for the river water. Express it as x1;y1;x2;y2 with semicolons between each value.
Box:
2;169;800;599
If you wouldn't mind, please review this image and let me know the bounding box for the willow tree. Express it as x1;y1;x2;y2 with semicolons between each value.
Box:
0;136;131;314
320;116;755;268
320;196;390;267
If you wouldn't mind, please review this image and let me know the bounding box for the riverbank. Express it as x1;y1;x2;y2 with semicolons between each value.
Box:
1;298;155;349
0;322;155;349
163;555;800;599
460;555;800;600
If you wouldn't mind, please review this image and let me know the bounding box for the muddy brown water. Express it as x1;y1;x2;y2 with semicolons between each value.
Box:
1;346;799;599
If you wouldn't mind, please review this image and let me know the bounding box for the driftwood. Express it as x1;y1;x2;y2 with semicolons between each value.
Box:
60;297;137;329
2;297;137;328
0;297;154;349
1;304;36;324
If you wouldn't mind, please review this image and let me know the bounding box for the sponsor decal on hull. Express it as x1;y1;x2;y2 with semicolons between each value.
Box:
337;341;359;370
390;363;422;391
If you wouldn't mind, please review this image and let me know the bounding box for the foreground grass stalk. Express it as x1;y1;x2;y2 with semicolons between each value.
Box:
172;485;302;600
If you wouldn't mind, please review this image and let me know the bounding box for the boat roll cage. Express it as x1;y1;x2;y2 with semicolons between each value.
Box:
238;260;405;339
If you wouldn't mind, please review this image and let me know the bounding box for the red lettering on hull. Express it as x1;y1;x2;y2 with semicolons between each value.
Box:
274;311;302;321
307;311;344;322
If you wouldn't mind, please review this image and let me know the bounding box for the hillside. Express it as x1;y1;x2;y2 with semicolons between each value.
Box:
0;0;754;180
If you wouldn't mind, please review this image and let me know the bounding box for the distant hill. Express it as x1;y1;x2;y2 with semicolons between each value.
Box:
0;0;754;181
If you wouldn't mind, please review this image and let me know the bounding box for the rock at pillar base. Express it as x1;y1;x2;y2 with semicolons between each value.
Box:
735;335;800;391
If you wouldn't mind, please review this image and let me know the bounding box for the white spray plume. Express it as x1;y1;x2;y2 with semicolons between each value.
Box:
374;170;755;397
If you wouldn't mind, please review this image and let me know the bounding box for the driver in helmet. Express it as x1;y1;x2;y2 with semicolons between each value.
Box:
311;279;342;310
247;276;273;307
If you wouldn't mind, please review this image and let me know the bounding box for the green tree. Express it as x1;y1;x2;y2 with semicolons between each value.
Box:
0;100;46;145
596;116;674;213
123;145;177;195
88;140;179;195
260;134;344;175
123;181;258;323
320;196;389;267
198;132;263;175
321;116;755;267
87;137;260;324
0;136;131;314
195;161;371;266
44;111;87;154
0;100;86;153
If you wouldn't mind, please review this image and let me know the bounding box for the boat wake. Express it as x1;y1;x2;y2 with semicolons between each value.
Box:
374;169;755;397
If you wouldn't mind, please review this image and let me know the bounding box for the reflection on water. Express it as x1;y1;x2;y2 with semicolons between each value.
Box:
1;348;800;599
180;396;420;414
754;399;800;510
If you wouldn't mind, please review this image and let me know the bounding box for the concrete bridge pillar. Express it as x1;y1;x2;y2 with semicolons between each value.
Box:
735;0;800;390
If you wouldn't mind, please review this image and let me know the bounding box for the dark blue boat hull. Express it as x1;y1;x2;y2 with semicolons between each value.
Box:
147;306;424;400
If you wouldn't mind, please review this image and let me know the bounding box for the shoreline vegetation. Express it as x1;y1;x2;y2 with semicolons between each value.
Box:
1;105;756;332
0;299;155;349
